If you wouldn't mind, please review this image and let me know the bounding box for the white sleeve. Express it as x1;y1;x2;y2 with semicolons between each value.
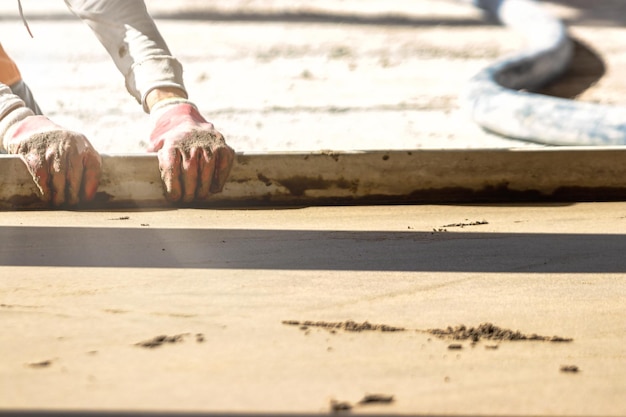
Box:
64;0;187;112
0;83;34;152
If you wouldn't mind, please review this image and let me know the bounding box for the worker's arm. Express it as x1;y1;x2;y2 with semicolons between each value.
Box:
65;0;234;201
0;80;101;206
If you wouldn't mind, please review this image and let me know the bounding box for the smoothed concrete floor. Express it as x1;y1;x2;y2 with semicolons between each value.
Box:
0;203;624;415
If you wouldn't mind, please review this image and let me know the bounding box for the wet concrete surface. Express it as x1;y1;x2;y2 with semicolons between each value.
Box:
0;203;624;415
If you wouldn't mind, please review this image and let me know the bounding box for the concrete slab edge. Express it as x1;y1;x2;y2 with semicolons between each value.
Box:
2;148;626;209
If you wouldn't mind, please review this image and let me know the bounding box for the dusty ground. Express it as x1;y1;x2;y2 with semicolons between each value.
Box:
1;1;626;153
1;2;626;416
0;203;625;415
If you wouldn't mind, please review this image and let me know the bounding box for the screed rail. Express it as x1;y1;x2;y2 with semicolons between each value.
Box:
2;148;626;208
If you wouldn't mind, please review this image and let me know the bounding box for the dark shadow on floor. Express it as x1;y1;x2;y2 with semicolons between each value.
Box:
9;2;626;27
149;10;493;27
0;10;493;27
537;38;606;99
1;226;624;272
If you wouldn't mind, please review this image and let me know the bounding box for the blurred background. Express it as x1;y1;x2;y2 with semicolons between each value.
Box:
0;0;624;153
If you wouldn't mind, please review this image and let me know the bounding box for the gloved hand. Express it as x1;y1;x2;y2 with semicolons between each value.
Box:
4;115;102;206
148;101;235;202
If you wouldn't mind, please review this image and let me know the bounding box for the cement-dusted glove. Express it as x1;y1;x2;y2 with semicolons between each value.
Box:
3;115;102;206
148;99;235;202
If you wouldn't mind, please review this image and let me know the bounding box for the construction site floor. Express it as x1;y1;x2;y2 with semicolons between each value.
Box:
1;203;624;416
1;1;625;416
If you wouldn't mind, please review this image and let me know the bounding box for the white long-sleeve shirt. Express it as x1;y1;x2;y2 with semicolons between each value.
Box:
1;0;187;150
64;0;186;110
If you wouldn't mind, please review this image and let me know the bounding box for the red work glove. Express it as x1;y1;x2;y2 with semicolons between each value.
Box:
4;116;102;206
148;102;235;202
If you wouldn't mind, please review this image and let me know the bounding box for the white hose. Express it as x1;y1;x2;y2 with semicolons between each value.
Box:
461;0;626;145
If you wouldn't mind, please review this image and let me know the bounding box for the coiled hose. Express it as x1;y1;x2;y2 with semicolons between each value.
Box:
461;0;626;145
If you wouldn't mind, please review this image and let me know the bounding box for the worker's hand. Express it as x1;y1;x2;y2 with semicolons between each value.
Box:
4;116;102;206
148;102;235;202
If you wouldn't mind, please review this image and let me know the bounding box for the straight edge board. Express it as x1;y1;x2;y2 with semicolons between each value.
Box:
1;148;626;209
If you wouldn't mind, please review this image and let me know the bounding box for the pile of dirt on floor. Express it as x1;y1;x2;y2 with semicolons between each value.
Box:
282;320;405;332
427;323;572;342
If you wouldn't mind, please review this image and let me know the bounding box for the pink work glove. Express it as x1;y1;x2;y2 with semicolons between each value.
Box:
148;102;235;202
5;116;102;206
